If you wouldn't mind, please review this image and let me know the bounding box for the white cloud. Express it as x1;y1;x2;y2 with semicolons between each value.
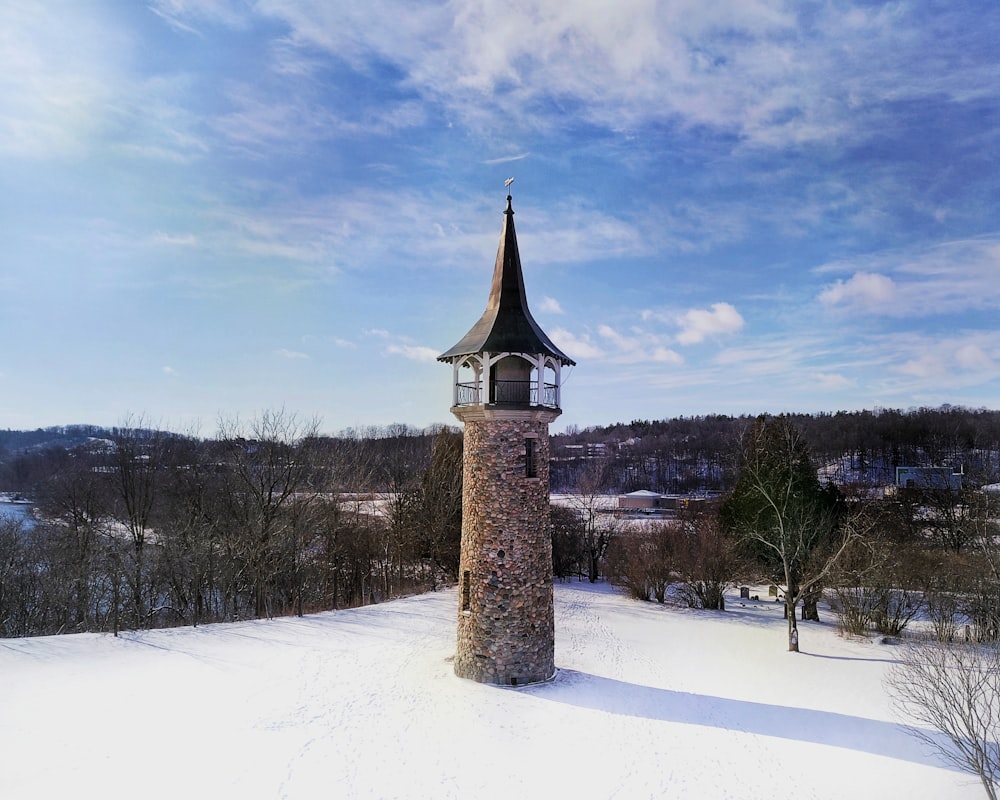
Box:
813;372;856;391
955;344;996;372
598;324;635;351
895;353;946;380
818;272;896;309
562;323;683;365
676;302;745;345
162;366;179;376
550;327;605;360
539;296;564;314
386;344;439;362
651;347;684;365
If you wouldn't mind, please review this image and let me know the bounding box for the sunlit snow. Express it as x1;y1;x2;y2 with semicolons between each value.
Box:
0;582;974;799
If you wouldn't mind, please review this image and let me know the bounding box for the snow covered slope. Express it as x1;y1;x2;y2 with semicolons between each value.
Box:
0;583;974;799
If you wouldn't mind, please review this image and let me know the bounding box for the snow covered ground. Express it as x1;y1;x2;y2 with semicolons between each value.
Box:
0;582;975;799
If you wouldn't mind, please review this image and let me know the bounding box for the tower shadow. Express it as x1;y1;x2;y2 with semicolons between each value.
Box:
524;668;959;772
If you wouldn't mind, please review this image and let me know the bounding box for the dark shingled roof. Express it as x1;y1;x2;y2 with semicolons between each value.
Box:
438;195;576;365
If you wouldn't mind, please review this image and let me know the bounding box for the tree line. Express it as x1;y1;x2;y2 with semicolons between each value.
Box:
5;403;1000;641
0;413;462;637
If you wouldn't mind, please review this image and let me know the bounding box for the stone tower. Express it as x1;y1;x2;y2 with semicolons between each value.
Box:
438;191;575;685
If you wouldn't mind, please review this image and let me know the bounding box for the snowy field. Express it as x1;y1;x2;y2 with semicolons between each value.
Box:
0;582;975;799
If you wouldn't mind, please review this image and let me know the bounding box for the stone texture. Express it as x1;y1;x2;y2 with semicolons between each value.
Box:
452;409;556;685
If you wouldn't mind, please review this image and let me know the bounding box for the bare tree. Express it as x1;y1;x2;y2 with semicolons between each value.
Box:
887;640;1000;799
215;410;320;619
563;456;620;583
550;503;587;581
721;416;859;651
36;454;108;631
109;417;167;628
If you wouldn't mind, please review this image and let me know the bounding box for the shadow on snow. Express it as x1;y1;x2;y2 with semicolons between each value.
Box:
527;668;959;773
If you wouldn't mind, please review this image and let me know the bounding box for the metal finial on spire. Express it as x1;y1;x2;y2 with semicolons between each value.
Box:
504;177;514;195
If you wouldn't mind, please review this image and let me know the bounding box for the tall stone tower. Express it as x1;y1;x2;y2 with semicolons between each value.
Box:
438;191;575;685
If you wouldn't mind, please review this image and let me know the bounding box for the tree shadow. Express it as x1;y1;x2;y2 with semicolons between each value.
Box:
799;650;896;665
524;668;958;772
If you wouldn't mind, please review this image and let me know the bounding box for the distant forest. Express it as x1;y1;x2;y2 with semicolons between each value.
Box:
551;405;1000;493
4;404;1000;496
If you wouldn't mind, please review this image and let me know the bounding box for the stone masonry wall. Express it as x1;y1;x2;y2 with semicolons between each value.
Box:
453;413;554;684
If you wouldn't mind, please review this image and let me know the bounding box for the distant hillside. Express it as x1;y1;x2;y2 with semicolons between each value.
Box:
4;405;1000;496
0;424;114;455
552;405;1000;493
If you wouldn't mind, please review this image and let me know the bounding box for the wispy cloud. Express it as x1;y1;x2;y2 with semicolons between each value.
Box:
482;152;530;165
150;232;198;247
553;324;683;365
893;335;1000;383
815;237;1000;317
813;372;856;391
374;328;439;362
0;4;120;158
242;0;997;155
275;348;310;360
148;0;249;33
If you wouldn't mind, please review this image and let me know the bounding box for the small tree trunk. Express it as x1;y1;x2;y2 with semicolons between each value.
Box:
787;602;799;652
801;584;821;621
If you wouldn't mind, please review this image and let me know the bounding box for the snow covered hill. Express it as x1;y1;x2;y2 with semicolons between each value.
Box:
0;582;974;799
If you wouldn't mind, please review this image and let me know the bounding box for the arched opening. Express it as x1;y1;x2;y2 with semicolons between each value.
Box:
489;354;532;404
453;356;483;406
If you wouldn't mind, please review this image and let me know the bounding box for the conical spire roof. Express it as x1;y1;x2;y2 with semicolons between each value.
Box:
438;195;575;365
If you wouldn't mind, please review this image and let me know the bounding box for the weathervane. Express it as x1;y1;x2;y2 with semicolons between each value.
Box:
504;177;514;196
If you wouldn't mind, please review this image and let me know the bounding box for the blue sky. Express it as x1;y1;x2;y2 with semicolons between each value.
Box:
2;1;999;435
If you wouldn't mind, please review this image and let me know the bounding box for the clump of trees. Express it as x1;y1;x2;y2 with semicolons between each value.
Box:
0;413;463;638
600;411;1000;656
604;506;738;610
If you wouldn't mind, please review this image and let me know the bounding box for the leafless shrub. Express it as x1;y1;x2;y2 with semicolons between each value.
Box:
675;511;736;611
606;524;675;602
886;638;1000;799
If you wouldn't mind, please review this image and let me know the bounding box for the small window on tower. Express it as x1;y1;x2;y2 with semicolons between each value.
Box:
461;570;471;611
524;437;537;478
